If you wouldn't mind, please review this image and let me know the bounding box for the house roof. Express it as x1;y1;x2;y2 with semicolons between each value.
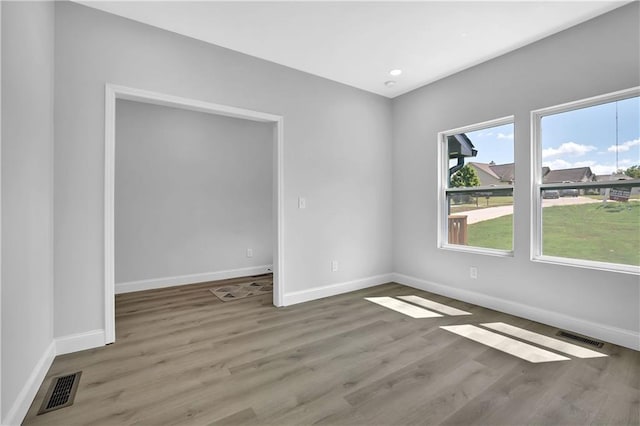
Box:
466;162;515;186
469;162;500;180
543;167;594;183
489;163;515;182
595;173;632;182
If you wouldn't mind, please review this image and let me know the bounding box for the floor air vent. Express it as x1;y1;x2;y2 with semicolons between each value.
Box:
556;331;604;348
38;371;82;415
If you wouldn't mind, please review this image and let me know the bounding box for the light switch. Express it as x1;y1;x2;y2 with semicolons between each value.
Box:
298;197;306;209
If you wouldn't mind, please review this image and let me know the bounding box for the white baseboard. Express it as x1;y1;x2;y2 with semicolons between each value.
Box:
55;329;106;356
115;265;273;294
2;341;55;426
392;273;640;351
283;273;393;306
2;330;107;426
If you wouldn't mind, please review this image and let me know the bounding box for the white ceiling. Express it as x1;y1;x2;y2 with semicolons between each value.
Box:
77;1;629;98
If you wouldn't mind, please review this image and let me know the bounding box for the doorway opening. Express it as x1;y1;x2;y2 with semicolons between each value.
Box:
104;84;284;344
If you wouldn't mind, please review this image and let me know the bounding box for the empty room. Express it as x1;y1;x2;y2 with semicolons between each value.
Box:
1;1;639;425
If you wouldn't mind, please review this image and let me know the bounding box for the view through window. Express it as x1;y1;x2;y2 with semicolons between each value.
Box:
536;92;640;271
443;119;515;253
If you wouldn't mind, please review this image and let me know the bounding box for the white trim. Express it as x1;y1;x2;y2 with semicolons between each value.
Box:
55;330;106;356
1;330;106;425
437;115;515;255
392;273;640;351
104;84;285;344
530;87;640;274
438;115;515;138
531;106;543;261
112;85;280;123
2;342;55;426
0;2;3;421
437;125;446;249
282;274;393;306
532;86;640;118
273;117;285;308
115;265;273;294
104;85;116;345
533;255;640;276
439;244;513;258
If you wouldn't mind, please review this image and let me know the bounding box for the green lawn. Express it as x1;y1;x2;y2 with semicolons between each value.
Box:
467;214;513;250
466;202;640;266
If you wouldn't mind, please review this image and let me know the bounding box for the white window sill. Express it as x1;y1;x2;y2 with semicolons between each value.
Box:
439;244;514;258
532;255;640;275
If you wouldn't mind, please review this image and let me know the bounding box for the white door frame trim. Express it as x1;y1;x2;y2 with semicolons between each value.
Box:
104;84;285;344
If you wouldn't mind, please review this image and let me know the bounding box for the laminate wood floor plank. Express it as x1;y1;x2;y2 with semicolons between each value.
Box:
590;384;640;426
40;302;404;423
439;361;576;425
136;293;429;425
237;323;449;415
252;324;457;425
208;407;258;426
128;321;403;425
22;280;639;426
115;274;272;305
342;337;480;407
47;302;389;397
104;284;397;361
116;281;399;331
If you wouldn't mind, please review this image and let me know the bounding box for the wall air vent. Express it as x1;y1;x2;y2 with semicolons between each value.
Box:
38;371;82;415
556;331;604;348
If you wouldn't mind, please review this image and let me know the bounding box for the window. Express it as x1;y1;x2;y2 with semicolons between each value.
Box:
532;88;640;274
438;117;515;255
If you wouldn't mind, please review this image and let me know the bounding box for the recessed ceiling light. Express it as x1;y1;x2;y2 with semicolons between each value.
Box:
384;80;396;87
389;69;403;76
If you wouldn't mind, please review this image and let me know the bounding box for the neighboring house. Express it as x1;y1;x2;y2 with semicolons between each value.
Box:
467;162;515;186
490;162;516;184
467;163;601;189
595;173;632;182
543;166;595;183
596;173;640;195
468;162;501;185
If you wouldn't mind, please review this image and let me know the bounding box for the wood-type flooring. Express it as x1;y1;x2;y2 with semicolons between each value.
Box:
22;278;640;425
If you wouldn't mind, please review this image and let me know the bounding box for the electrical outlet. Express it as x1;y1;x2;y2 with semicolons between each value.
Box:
470;266;478;279
246;248;253;258
331;260;339;272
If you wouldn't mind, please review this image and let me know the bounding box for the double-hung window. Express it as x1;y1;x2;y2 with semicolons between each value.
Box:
438;117;515;255
531;88;640;274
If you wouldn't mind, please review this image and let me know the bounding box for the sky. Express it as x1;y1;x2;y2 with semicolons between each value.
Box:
464;123;514;165
541;96;639;175
459;95;640;176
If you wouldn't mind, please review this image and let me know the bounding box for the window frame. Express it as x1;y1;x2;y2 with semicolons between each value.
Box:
437;115;515;256
530;87;640;275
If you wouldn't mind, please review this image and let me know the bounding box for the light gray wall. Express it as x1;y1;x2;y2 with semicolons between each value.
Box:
115;100;273;284
1;1;55;421
392;3;640;339
54;2;393;336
